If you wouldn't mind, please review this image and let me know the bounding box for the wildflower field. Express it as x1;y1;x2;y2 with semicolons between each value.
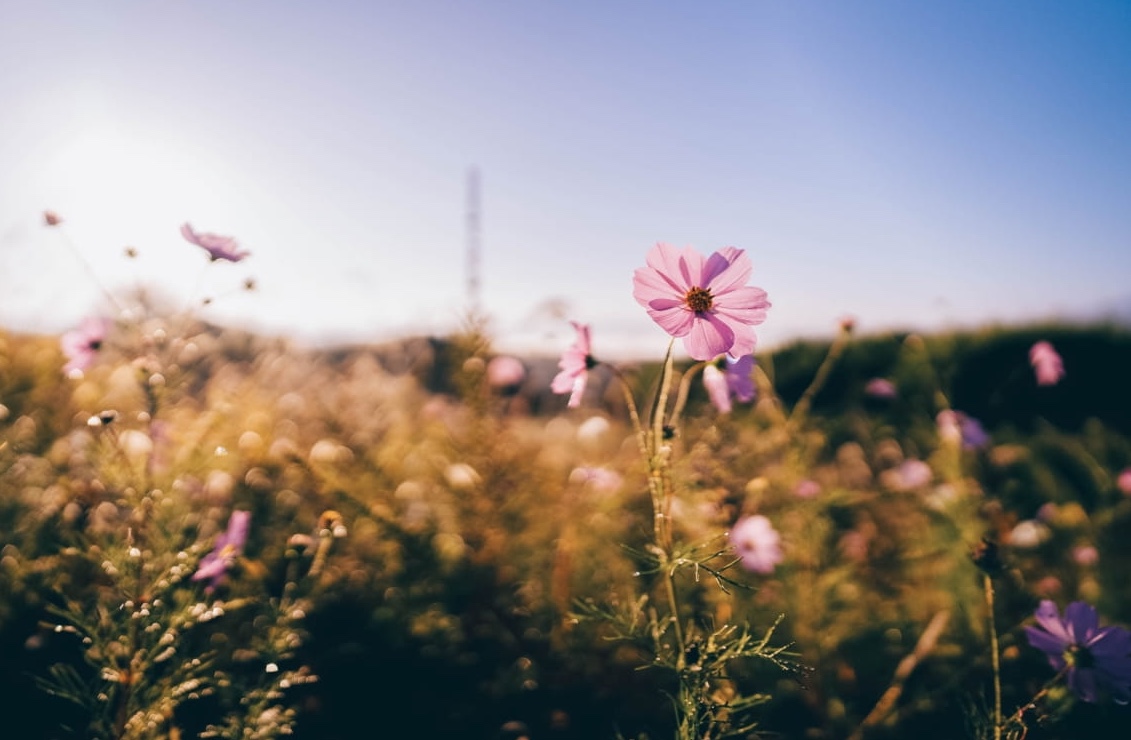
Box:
2;226;1131;739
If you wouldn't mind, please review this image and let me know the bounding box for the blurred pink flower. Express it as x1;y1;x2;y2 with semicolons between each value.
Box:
1073;545;1099;566
569;466;624;493
1029;341;1064;386
884;459;933;491
551;322;596;408
632;243;770;361
43;210;63;226
864;378;897;399
61;317;111;373
486;355;526;389
1117;468;1131;496
794;479;821;499
181;223;249;262
192;510;251;591
729;515;783;574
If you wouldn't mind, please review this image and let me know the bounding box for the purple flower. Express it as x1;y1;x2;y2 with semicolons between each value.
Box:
1029;341;1065;386
703;354;756;414
1024;600;1131;704
551;322;596;408
632;243;770;361
729;515;784;574
192;510;251;590
937;410;990;450
61;317;111;374
181;223;250;263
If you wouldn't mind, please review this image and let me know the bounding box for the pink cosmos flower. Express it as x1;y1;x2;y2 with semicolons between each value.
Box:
1024;600;1131;704
61;317;111;373
1029;341;1064;386
551;322;596;408
181;223;250;262
632;243;770;361
192;510;251;591
729;514;784;574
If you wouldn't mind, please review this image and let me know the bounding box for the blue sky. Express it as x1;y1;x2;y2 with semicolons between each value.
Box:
1;1;1128;359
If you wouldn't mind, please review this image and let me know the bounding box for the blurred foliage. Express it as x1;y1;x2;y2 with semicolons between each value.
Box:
0;319;1129;738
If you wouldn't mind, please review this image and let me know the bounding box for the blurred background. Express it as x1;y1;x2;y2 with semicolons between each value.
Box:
1;0;1129;357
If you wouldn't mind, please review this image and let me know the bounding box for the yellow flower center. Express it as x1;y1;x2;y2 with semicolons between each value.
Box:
685;286;714;313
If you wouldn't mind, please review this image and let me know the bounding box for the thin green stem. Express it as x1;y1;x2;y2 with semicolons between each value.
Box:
788;326;851;430
667;360;708;432
983;573;1002;740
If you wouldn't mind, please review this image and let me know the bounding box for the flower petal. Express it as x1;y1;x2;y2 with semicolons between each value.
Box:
683;314;735;361
1033;600;1074;645
1024;625;1068;660
647;304;696;337
1065;601;1100;644
703;247;753;294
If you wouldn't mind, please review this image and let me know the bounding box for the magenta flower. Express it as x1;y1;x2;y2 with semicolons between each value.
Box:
1029;341;1065;386
192;510;251;591
1024;600;1131;704
551;322;596;408
61;317;111;374
729;515;784;574
703;355;756;414
632;243;770;361
181;222;249;262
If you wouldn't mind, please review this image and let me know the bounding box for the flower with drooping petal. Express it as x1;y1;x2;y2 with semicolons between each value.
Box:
1024;600;1131;704
703;364;732;414
633;243;770;361
1030;341;1065;386
192;510;251;591
703;354;756;414
181;222;249;262
729;515;784;574
551;322;596;408
61;317;111;374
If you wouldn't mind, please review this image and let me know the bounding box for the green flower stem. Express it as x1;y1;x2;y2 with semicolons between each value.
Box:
983;573;1002;740
788;325;851;430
